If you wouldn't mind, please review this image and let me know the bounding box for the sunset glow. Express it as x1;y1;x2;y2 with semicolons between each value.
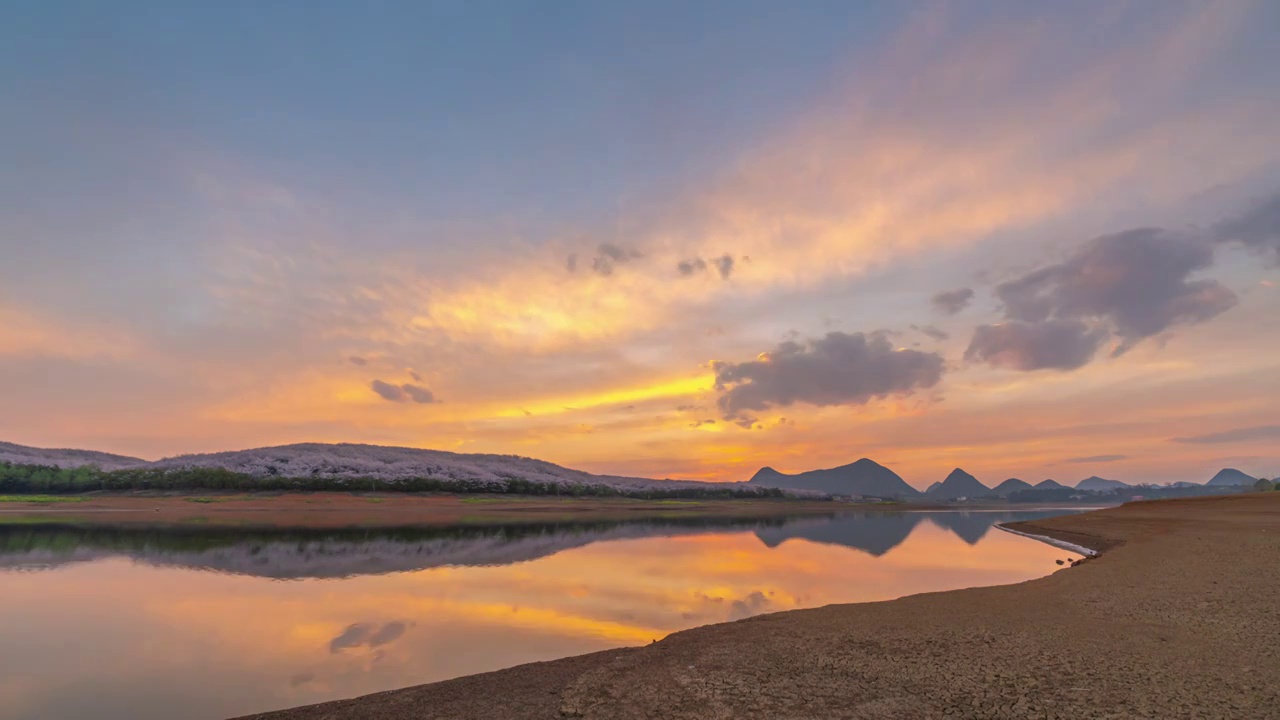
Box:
2;1;1278;486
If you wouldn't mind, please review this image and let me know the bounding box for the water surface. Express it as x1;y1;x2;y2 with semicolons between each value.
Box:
0;510;1082;720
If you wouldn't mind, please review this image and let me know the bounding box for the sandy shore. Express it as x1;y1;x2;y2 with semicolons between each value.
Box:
237;493;1280;719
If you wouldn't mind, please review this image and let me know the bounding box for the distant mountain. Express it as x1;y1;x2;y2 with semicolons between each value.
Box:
991;478;1033;497
1168;481;1202;489
0;441;145;471
1035;479;1069;490
1075;476;1130;492
926;481;942;494
926;468;991;499
1206;468;1256;486
747;458;919;498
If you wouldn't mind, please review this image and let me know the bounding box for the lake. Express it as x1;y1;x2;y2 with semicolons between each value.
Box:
0;509;1082;720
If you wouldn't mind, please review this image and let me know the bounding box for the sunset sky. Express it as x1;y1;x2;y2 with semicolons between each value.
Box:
2;1;1278;488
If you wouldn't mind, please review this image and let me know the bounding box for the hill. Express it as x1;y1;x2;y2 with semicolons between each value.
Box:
746;458;919;498
1075;476;1130;492
1035;479;1069;490
1206;468;1256;486
926;468;991;500
0;441;790;498
0;441;145;471
991;478;1032;497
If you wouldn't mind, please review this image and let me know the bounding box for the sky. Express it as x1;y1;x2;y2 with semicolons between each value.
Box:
2;1;1279;488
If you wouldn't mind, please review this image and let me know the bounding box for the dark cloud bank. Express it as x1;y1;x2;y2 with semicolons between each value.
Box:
713;332;944;426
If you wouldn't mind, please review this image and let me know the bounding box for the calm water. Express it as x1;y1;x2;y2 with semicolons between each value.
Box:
0;510;1082;720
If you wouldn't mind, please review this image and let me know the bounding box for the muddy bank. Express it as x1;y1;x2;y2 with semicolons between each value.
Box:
238;493;1280;720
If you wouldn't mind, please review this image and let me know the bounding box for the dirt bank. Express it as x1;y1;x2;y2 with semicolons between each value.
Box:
237;493;1280;720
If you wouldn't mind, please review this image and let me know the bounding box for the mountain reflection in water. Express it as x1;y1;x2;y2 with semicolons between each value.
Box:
0;510;1082;720
0;510;1074;579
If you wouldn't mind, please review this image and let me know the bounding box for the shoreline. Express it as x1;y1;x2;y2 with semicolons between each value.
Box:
0;492;1094;528
993;522;1100;556
238;492;1280;719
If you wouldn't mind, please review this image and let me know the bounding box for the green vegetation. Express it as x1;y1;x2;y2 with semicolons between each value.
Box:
0;495;89;504
1254;478;1275;492
185;496;254;504
0;462;791;501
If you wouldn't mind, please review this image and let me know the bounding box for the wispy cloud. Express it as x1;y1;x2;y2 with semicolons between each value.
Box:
1061;454;1128;464
1171;425;1280;444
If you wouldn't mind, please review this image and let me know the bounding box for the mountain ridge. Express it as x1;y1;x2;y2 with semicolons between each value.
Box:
1075;476;1131;491
926;468;991;499
1206;468;1256;486
746;458;920;498
991;478;1033;497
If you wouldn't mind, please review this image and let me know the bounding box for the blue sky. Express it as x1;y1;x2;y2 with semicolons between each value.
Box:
2;1;1279;486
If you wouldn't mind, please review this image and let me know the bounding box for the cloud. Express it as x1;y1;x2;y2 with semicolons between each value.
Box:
598;243;628;262
565;254;578;273
1215;191;1280;260
370;380;407;402
677;258;707;276
329;623;372;653
970;227;1238;368
676;254;734;279
590;243;642;276
368;621;408;648
999;228;1237;348
729;591;773;619
348;356;368;366
931;288;974;315
329;621;411;653
964;320;1107;371
713;255;734;280
1062;454;1128;464
401;384;436;404
206;3;1278;359
713;331;944;422
371;379;437;404
1171;425;1280;444
910;324;949;341
407;369;422;382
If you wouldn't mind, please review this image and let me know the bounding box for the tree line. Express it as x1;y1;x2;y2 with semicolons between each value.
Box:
0;462;792;500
